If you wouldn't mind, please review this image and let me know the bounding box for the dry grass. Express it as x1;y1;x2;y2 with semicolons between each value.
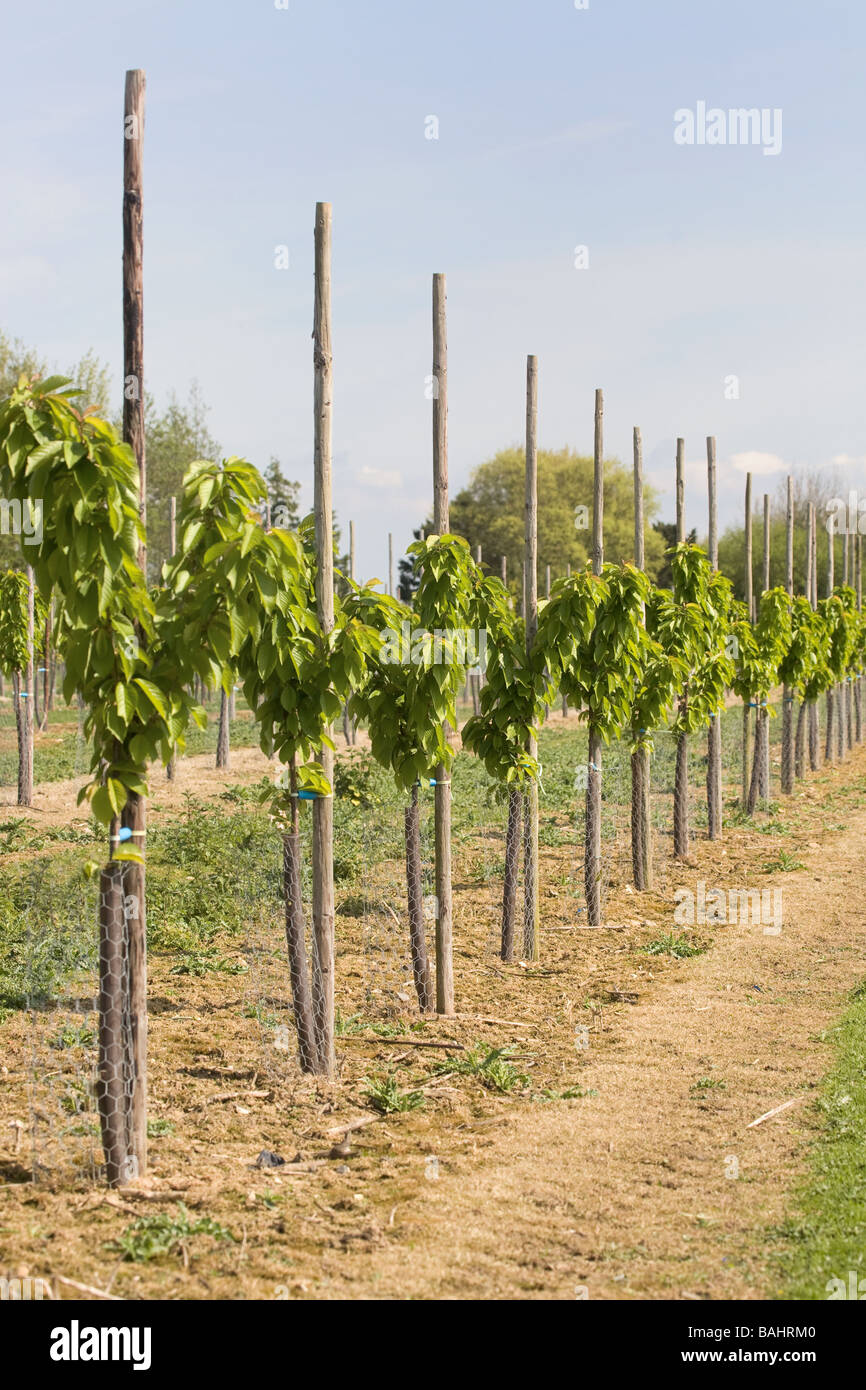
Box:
1;732;865;1300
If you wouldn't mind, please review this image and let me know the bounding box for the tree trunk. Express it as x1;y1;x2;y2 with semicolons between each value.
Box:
809;701;820;771
825;690;835;762
674;724;689;860
282;828;319;1073
741;702;751;808
631;748;646;889
216;689;230;769
501;785;522;960
759;706;770;799
585;728;603;925
856;678;862;744
97;862;133;1187
14;671;33;807
522;775;539;956
781;691;794;794
405;783;433;1010
794;700;806;780
120;791;147;1177
707;716;722;837
748;710;769;814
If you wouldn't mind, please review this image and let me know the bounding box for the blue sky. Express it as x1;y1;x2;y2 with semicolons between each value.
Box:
2;0;864;579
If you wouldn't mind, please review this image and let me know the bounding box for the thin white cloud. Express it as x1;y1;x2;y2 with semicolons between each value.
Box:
729;451;787;476
830;453;866;467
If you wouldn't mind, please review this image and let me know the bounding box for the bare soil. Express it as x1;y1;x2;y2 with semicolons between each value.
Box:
1;735;864;1301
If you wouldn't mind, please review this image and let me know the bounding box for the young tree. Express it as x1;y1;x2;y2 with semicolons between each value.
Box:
539;563;651;926
651;546;734;856
461;575;554;959
0;377;203;1183
0;569;45;805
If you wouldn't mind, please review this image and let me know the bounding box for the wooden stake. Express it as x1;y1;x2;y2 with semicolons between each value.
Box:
742;473;753;805
763;493;771;593
632;426;652;888
586;390;604;922
167;498;178;782
745;473;753;615
782;476;794;794
432;272;454;1016
523;356;539;959
312;202;336;1071
388;532;394;597
121;68;148;1179
673;438;689;855
706;437;722;836
805;500;813;604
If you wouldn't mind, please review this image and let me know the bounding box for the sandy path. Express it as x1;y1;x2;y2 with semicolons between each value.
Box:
341;775;866;1300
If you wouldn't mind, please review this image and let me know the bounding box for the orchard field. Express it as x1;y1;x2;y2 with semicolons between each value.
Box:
2;63;866;1314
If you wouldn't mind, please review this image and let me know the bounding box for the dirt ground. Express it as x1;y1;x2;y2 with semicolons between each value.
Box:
1;732;864;1301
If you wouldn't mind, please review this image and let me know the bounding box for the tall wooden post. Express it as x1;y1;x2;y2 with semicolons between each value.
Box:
500;555;507;586
809;502;820;769
349;520;356;582
756;492;772;800
782;477;795;793
673;438;689;856
706;437;722;836
120;67;148;1179
18;568;34;807
388;532;394;597
312;202;336;1071
523;357;540;957
167;497;178;782
742;473;753;804
432;272;454;1014
632;426;652;888
585;390;604;923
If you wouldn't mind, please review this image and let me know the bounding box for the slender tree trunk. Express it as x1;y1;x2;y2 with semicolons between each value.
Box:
585;727;603;925
97;862;133;1187
846;681;853;752
706;717;721;839
631;747;646;889
794;700;806;780
856;678;862;744
120;791;147;1176
216;689;230;769
674;724;689;858
781;694;794;794
641;745;653;889
825;690;835;762
14;671;33;807
282;815;319;1073
405;783;433;1010
501;785;522;961
749;708;770;813
759;705;770;799
522;778;539;953
18;573;34;807
809;701;820;771
741;702;751;808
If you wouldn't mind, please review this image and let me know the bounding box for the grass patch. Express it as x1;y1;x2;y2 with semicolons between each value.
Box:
107;1204;236;1263
774;981;866;1299
642;933;708;960
363;1073;426;1114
